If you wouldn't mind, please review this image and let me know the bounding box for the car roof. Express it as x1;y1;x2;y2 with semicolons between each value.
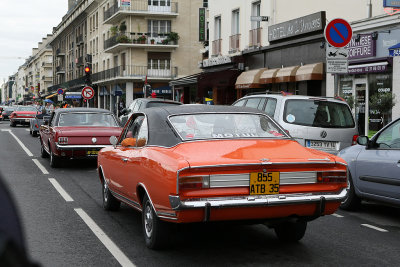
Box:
240;93;346;104
53;107;112;114
148;104;262;115
135;98;182;104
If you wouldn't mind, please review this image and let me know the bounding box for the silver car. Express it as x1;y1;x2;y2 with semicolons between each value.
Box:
339;117;400;210
232;93;358;154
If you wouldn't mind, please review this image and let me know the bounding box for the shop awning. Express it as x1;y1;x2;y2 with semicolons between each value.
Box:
295;63;323;81
260;69;279;84
235;68;267;89
348;61;389;74
275;66;300;83
45;93;58;99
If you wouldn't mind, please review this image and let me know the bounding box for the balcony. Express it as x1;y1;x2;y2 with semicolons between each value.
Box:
104;1;178;24
41;62;52;68
56;66;65;74
92;65;178;83
104;34;178;53
42;76;53;81
212;39;222;57
249;28;262;48
56;48;65;57
229;34;241;53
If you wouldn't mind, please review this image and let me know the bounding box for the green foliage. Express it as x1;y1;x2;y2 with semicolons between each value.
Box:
369;93;396;114
167;32;180;42
119;22;127;33
110;26;118;36
116;34;130;43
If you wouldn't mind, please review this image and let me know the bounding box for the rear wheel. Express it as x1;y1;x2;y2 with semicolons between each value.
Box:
142;195;169;249
340;173;361;211
274;221;307;242
49;149;60;168
40;141;48;158
102;179;120;211
10;121;15;127
32;131;38;137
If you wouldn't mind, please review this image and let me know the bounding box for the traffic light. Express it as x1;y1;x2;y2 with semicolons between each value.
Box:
85;64;92;85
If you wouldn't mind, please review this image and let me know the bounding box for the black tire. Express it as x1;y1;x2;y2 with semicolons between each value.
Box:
102;179;120;211
40;142;48;158
29;129;32;135
274;221;307;242
49;149;60;168
340;173;361;211
10;121;15;127
32;131;38;137
142;195;169;249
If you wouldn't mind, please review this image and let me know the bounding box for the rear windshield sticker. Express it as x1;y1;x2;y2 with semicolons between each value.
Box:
286;114;295;123
212;133;258;138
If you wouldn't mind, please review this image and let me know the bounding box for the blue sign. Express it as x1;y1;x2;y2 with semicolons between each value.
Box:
388;42;400;56
65;95;81;99
383;0;400;8
57;88;64;95
324;18;352;48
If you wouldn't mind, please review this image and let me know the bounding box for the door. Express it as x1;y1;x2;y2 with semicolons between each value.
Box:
355;119;400;201
355;84;366;136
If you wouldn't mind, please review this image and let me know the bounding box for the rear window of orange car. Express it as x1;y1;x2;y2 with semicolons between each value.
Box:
169;113;289;141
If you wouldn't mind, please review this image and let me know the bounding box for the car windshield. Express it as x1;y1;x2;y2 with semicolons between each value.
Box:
58;112;119;127
146;102;181;108
283;99;355;128
16;106;37;112
169;113;289;141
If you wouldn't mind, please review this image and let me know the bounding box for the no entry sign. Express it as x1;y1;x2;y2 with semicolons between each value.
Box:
324;18;352;48
82;86;94;100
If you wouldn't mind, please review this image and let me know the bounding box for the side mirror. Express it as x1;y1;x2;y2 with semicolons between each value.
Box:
357;136;369;146
120;108;127;115
109;136;118;148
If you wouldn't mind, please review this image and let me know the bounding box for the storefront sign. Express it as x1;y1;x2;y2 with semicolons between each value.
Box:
327;59;348;73
268;12;325;42
345;34;376;59
121;0;131;6
202;56;232;67
199;8;206;42
383;0;400;7
65;92;82;99
348;63;388;74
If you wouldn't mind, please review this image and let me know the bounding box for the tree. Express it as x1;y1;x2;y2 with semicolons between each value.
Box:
369;93;396;126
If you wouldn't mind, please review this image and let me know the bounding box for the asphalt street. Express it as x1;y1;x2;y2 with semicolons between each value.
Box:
0;121;399;267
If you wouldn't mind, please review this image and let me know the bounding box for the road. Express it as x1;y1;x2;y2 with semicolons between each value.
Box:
0;121;399;267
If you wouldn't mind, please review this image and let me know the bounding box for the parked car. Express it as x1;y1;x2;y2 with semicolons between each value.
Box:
29;109;51;137
1;106;16;121
9;106;38;127
119;98;182;126
39;108;122;168
339;117;400;210
98;105;348;249
232;92;358;155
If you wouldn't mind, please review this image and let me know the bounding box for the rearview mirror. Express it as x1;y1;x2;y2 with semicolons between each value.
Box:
109;136;118;148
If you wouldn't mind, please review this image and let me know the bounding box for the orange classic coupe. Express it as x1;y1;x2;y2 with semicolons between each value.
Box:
98;105;348;249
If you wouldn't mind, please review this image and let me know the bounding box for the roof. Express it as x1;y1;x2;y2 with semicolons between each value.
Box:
240;93;347;104
54;108;112;114
136;98;182;104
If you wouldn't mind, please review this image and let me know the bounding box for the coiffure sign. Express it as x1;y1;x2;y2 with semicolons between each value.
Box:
345;33;376;59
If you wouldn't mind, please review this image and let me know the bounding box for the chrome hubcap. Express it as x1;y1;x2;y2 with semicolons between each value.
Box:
144;204;153;238
103;183;108;202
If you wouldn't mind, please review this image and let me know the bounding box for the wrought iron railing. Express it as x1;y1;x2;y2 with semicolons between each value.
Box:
104;34;178;50
92;65;178;82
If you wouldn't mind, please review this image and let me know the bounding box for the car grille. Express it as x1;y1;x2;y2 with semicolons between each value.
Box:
209;172;317;188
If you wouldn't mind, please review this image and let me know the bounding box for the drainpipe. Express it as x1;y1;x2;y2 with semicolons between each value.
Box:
367;0;372;18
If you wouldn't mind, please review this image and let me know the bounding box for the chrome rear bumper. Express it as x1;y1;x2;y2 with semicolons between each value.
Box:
169;188;347;211
55;143;110;150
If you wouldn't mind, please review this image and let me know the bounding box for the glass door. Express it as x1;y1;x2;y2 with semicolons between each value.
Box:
355;84;366;135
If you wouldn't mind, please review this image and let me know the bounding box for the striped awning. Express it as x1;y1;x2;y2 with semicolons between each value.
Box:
295;63;323;81
260;69;279;84
275;66;300;83
235;68;267;89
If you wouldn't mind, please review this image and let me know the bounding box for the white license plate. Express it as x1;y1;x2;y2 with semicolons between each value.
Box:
306;140;338;149
25;119;30;122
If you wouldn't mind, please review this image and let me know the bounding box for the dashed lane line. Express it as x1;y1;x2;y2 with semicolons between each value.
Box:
361;224;388;232
1;129;33;156
74;208;136;267
48;178;74;202
32;159;49;175
331;213;344;218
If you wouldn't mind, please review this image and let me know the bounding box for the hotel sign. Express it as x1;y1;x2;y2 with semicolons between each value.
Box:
199;8;206;42
202;56;232;68
268;11;326;42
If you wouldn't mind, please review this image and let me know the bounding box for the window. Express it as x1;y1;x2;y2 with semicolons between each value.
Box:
215;16;221;39
203;0;208;8
121;53;126;71
148;20;171;38
147;52;171;70
252;1;261;29
264;98;277;117
376;119;400;149
245;98;261;109
232;9;240;35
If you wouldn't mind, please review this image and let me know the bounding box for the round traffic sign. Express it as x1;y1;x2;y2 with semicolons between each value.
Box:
57;88;64;95
324;18;353;48
82;86;94;100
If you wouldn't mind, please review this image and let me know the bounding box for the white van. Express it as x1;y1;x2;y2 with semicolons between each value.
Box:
232;93;358;155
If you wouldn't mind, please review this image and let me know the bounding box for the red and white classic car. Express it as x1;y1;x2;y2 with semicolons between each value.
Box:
40;108;122;168
98;105;348;249
10;106;38;127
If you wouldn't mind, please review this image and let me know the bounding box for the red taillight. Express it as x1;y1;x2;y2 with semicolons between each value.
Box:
35;124;38;128
179;176;210;190
352;135;359;145
58;137;68;145
317;171;347;183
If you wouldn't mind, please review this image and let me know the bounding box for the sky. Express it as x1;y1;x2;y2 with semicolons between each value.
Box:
0;0;68;84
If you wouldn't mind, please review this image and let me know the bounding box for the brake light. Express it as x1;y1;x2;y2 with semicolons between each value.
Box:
352;135;359;145
58;137;68;145
179;175;210;190
317;171;347;183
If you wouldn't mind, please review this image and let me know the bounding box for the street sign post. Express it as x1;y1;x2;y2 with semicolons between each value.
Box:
250;16;269;21
82;86;94;100
57;88;64;95
326;59;348;73
324;18;353;48
57;94;63;102
326;46;349;59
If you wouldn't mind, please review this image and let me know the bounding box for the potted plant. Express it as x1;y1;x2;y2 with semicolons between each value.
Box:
110;26;118;36
167;31;180;44
137;35;146;44
150;39;155;44
119;22;127;33
116;34;130;43
162;39;169;45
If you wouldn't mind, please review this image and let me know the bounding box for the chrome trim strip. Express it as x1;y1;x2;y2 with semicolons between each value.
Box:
157;215;178;221
169;188;347;210
308;158;330;161
56;143;110;150
110;189;142;210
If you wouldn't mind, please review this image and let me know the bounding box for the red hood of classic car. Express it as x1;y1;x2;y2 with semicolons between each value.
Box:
12;111;37;116
172;139;339;166
57;126;122;137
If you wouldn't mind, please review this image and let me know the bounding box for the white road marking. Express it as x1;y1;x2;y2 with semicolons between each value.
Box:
48;178;74;202
25;129;30;131
32;159;49;175
74;208;136;267
332;213;344;218
361;224;388;232
2;130;33;156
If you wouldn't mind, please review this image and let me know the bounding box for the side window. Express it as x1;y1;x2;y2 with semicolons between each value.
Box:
233;99;247;107
245;98;262;109
120;115;145;146
257;98;266;110
128;100;137;112
136;118;148;146
264;98;277;117
50;113;57;126
135;101;143;111
376;120;400;149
